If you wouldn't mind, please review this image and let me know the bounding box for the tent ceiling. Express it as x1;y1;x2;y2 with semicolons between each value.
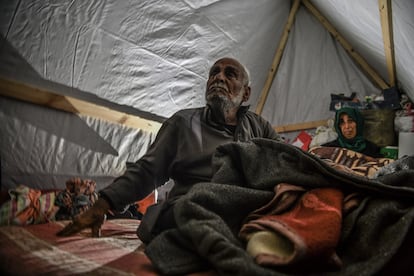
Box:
1;0;413;125
1;0;413;127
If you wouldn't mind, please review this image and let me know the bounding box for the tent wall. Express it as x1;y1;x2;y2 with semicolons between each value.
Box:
0;0;288;119
0;0;413;191
263;6;381;126
0;0;288;190
0;96;154;190
311;0;414;98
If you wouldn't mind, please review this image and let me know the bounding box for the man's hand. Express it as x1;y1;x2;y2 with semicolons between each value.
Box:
56;197;111;237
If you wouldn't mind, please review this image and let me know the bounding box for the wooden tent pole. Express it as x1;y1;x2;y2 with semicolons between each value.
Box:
0;77;162;134
274;119;328;133
302;0;389;90
378;0;396;87
255;0;301;115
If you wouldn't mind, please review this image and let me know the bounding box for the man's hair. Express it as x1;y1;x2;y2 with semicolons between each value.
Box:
243;66;251;86
212;57;251;86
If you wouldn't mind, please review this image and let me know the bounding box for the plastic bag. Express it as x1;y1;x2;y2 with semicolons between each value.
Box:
394;116;414;132
309;120;338;148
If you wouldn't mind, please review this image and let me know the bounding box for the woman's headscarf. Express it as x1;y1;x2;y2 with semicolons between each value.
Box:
334;107;366;152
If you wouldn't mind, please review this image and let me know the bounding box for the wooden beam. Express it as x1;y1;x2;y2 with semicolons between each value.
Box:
255;0;301;115
302;0;390;90
274;119;328;133
0;77;330;135
378;0;396;86
0;77;162;134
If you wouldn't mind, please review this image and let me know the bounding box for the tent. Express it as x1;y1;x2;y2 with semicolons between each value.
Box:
1;0;413;191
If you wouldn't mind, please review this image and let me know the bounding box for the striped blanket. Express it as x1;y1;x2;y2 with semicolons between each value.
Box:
308;146;394;178
0;219;156;275
0;219;215;275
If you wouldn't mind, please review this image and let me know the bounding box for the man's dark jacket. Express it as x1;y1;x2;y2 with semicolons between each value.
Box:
100;106;279;211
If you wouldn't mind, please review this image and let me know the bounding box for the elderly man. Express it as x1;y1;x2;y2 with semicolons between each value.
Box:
57;57;281;242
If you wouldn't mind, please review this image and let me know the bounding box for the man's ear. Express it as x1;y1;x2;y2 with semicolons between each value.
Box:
242;85;251;102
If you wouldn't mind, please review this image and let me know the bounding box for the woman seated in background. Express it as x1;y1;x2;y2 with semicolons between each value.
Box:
322;107;383;158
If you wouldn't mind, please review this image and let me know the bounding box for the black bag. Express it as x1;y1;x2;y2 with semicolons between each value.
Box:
330;92;362;111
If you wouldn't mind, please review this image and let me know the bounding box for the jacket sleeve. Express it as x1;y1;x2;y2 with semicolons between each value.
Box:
99;116;179;211
263;119;282;141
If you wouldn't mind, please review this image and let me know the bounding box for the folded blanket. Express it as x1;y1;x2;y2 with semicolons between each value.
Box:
145;139;414;275
54;178;98;220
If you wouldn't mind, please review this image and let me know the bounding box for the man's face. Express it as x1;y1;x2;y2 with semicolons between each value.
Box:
205;58;250;109
339;114;357;139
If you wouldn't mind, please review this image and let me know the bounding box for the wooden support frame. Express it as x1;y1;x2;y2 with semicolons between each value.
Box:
274;119;328;133
255;0;301;115
0;75;326;135
302;0;389;90
0;77;162;134
378;0;396;87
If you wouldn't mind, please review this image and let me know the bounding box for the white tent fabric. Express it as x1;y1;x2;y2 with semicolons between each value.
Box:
0;0;289;118
0;0;413;190
0;97;154;190
263;6;380;126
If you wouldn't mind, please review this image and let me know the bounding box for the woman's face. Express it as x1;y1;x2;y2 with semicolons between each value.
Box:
339;114;357;139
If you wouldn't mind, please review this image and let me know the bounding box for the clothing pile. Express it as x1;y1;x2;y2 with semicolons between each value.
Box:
55;178;98;220
0;185;58;225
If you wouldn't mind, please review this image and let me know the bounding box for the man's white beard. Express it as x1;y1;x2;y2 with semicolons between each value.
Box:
207;89;244;109
207;94;232;112
206;92;243;123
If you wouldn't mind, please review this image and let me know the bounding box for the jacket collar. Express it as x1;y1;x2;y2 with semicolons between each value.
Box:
203;105;250;128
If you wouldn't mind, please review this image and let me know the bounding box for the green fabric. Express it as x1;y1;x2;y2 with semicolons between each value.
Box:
334;107;366;153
